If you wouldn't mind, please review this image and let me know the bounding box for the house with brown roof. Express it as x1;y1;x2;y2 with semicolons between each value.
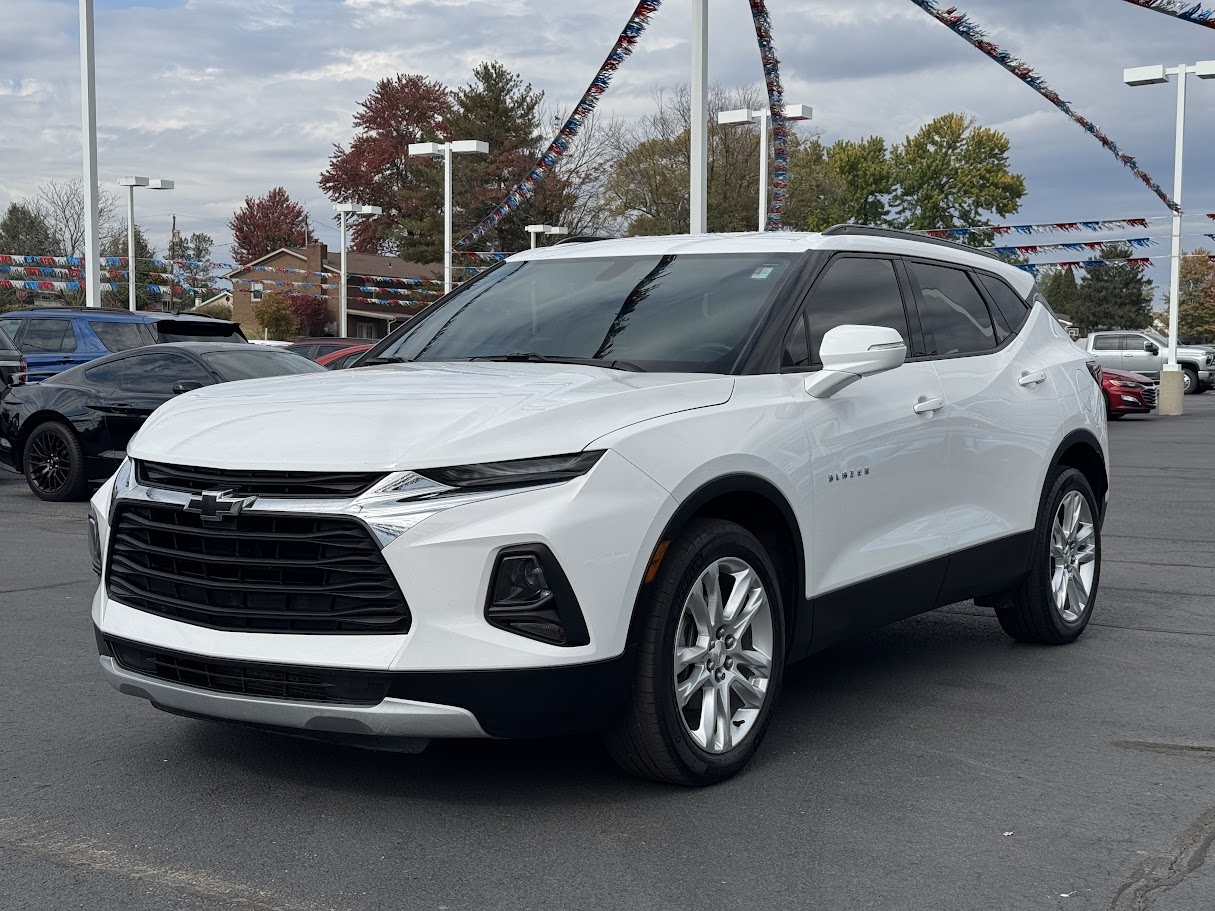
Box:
225;242;440;340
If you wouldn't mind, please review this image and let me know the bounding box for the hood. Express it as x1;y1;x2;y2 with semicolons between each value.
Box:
1102;367;1153;384
130;362;734;471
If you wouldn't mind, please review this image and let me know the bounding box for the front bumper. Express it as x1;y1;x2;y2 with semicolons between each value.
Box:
97;630;632;739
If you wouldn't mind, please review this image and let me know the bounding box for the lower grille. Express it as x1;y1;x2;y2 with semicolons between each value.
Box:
107;638;389;705
106;504;411;634
1142;385;1158;406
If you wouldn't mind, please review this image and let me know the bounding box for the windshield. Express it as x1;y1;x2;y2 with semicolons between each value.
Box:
371;253;796;372
202;349;325;380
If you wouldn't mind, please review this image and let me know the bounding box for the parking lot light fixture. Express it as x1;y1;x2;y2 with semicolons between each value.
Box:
525;225;571;249
334;203;384;337
116;176;172;312
1123;60;1215;415
717;104;812;231
408;139;489;294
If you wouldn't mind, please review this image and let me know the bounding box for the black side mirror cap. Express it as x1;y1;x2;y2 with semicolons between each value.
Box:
172;380;205;395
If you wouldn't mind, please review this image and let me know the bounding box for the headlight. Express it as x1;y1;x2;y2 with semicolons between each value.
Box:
1109;380;1141;389
415;451;605;491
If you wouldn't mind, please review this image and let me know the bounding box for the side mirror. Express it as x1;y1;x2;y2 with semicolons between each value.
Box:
1144;342;1159;355
172;380;204;395
805;325;906;399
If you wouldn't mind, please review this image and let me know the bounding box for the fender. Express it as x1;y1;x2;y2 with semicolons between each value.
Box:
1047;428;1109;520
625;473;807;658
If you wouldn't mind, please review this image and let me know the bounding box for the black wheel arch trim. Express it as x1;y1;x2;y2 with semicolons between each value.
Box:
626;472;806;654
1047;429;1109;520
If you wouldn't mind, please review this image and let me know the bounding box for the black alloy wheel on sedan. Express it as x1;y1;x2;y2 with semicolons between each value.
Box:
1;342;323;502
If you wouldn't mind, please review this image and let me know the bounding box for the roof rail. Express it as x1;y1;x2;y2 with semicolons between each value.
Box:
821;224;1004;261
554;235;614;245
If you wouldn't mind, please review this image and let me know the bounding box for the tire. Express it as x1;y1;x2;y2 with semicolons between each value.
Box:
995;467;1101;645
23;421;88;502
605;518;786;786
1182;368;1198;395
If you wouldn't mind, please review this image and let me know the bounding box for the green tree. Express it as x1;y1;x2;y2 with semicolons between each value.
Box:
889;113;1025;232
1164;248;1215;344
785;136;894;231
101;223;163;311
1072;245;1154;332
251;292;298;341
168;232;218;305
0;202;60;310
446;62;547;251
1039;268;1080;319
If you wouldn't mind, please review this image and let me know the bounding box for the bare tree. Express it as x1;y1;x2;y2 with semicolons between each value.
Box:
33;179;118;257
545;109;627;237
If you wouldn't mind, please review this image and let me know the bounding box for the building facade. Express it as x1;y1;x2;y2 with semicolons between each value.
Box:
226;242;440;340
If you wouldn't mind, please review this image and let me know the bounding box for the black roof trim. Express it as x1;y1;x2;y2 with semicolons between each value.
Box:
554;235;614;245
821;224;1004;261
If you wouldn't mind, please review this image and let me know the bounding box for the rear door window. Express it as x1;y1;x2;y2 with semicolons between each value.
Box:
18;318;78;353
89;320;156;352
976;274;1031;334
1091;335;1121;351
0;318;22;345
120;352;213;394
908;263;997;357
803;256;911;364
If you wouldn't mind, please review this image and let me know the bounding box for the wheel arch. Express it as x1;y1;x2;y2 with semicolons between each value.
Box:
13;411;78;472
627;473;806;654
1049;429;1109;520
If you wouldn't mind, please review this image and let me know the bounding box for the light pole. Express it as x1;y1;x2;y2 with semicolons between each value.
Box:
408;139;490;295
116;177;173;312
690;0;708;235
525;224;571;248
718;104;812;230
79;0;101;308
1123;60;1215;415
334;203;383;337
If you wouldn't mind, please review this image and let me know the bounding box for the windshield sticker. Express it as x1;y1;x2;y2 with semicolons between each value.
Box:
751;265;777;280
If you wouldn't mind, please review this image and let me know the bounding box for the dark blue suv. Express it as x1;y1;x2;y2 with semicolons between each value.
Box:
0;307;246;382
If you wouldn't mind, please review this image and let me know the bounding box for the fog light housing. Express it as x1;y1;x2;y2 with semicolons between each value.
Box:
485;545;589;647
87;511;102;576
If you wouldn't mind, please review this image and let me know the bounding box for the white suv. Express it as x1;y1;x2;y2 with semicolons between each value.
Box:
89;227;1109;785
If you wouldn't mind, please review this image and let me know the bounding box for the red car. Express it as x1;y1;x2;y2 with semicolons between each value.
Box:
315;343;373;369
1101;366;1156;419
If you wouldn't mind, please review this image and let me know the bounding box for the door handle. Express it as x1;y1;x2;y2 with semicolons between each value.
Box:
913;396;944;415
1018;371;1047;388
107;403;133;413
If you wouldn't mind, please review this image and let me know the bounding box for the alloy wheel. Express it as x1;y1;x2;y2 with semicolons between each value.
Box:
27;429;72;495
673;557;775;754
1048;490;1097;623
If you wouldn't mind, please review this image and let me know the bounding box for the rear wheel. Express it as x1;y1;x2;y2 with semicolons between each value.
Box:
605;518;785;786
23;421;88;501
995;467;1100;644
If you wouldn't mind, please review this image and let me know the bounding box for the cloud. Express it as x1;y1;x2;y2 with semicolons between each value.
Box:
1;0;1212;299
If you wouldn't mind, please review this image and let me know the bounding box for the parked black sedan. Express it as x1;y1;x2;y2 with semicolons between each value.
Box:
0;342;323;501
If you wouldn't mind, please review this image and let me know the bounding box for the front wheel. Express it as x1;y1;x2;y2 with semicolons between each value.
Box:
995;467;1101;644
23;421;88;501
605;518;786;786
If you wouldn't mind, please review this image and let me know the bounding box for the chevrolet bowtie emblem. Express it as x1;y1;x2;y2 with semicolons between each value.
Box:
183;489;258;522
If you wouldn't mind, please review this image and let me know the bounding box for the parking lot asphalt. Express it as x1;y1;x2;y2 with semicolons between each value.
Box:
2;397;1214;911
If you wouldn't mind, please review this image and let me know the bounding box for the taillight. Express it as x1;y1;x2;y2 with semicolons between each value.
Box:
1086;360;1102;386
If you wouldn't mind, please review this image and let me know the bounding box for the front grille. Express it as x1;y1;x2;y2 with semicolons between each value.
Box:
1142;385;1158;406
107;637;389;705
136;461;385;498
106;504;411;634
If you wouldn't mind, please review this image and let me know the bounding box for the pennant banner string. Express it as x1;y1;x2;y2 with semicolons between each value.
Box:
991;237;1155;257
454;0;663;250
913;215;1215;238
749;0;789;230
1118;0;1215;28
907;0;1179;212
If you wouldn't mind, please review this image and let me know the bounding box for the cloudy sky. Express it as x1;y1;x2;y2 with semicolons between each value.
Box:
3;0;1214;296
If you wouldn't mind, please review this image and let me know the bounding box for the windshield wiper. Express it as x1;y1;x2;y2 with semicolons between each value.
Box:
471;352;645;372
361;355;407;366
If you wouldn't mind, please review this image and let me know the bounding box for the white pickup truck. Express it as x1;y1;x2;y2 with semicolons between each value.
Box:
1083;330;1215;395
